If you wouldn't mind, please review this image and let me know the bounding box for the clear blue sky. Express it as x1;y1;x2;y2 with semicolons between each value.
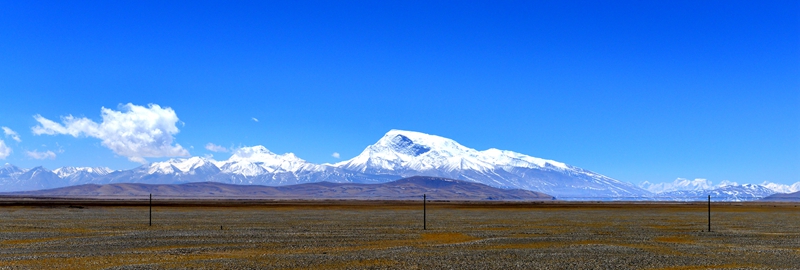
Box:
0;1;798;185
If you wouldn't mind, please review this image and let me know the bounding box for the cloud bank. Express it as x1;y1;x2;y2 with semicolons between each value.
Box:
2;127;21;142
32;103;189;163
205;143;228;152
0;140;10;159
26;150;56;160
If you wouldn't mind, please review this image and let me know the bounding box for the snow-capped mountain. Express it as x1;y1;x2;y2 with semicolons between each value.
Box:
334;130;647;199
336;130;570;173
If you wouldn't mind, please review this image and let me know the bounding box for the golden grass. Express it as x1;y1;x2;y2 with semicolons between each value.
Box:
420;232;478;244
0;201;798;269
654;236;696;244
2;237;66;245
651;263;760;270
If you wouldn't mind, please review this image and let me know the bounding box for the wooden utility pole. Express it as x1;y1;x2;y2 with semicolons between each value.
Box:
707;195;711;232
423;194;426;230
149;193;152;226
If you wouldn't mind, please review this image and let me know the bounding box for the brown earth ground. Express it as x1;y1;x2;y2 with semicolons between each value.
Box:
1;199;799;269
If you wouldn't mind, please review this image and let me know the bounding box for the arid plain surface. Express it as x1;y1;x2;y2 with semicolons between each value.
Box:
1;200;799;269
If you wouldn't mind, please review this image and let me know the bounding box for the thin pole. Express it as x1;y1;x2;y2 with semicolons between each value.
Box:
423;194;426;230
149;193;152;226
707;195;711;232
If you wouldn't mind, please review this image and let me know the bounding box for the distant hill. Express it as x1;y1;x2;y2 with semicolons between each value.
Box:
761;191;800;202
2;176;555;201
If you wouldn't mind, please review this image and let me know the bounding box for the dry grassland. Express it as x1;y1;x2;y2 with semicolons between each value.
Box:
1;200;799;269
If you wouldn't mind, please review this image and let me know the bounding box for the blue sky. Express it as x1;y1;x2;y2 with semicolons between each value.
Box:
0;1;797;185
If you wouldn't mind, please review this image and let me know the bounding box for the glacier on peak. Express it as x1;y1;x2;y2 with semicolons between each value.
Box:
336;129;570;173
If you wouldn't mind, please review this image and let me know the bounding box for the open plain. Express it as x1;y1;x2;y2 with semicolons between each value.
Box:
1;199;799;269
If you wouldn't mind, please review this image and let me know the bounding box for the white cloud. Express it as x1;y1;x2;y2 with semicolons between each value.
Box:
331;152;341;159
2;127;21;142
252;117;259;122
26;150;56;160
32;103;189;163
0;139;11;159
205;143;228;153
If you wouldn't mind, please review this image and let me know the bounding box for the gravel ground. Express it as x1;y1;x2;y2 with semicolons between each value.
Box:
0;201;799;269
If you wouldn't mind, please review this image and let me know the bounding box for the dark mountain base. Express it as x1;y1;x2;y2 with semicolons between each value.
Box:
761;191;800;202
2;176;555;201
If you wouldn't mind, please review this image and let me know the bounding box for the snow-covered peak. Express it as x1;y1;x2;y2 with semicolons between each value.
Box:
22;166;52;178
718;180;739;187
217;145;320;176
761;181;800;193
53;167;114;178
377;129;472;155
335;129;573;173
147;157;218;175
173;157;217;172
1;163;25;175
227;145;304;164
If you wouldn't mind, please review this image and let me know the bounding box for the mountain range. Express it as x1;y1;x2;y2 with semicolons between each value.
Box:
1;130;796;201
638;178;799;201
